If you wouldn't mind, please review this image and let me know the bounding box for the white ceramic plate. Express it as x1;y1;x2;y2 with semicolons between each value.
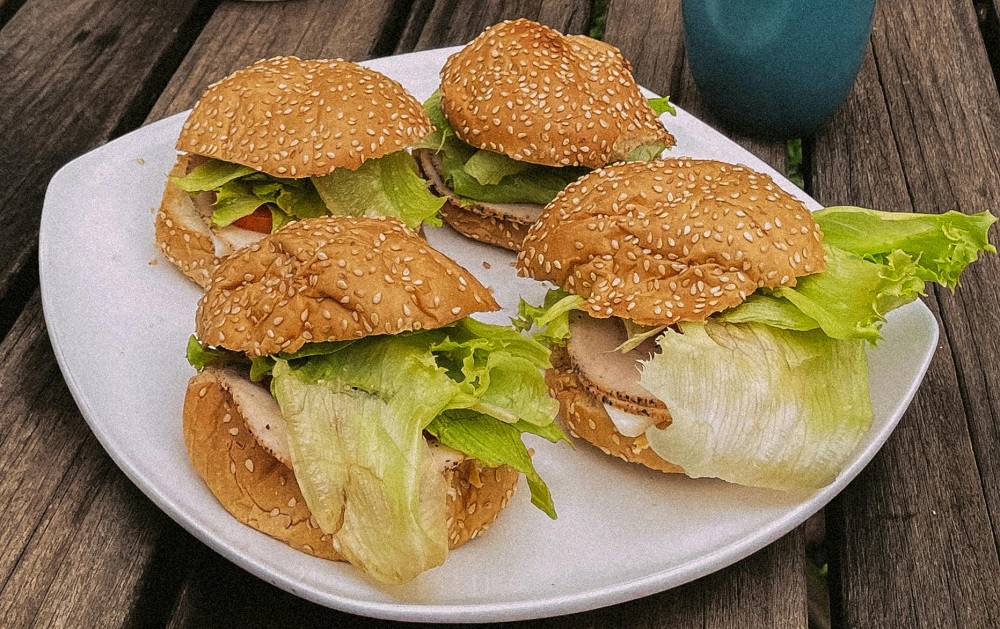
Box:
39;47;938;623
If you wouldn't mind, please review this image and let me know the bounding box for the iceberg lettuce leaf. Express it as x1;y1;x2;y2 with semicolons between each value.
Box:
245;318;560;582
640;321;872;491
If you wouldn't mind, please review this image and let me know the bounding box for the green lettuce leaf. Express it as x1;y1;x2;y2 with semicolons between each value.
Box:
427;409;558;518
169;159;255;192
185;335;248;370
412;89;454;152
721;246;924;342
272;360;449;584
169;153;443;232
647;96;677;117
615;320;668;352
513;289;586;345
814;206;997;288
464;149;534;186
311;150;444;230
626;144;669;162
448;164;586;205
240;317;561;582
640;321;872;491
719;208;996;342
414;90;589;205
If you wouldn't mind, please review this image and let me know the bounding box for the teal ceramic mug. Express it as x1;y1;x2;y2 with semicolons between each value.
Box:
682;0;876;138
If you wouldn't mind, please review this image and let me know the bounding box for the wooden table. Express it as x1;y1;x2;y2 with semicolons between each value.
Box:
3;0;999;626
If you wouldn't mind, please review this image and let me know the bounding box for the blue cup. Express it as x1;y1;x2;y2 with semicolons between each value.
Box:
682;0;876;138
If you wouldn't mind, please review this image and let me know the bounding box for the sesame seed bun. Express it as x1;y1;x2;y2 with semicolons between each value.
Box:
196;216;499;357
517;158;827;325
545;346;682;473
183;367;519;561
440;19;675;169
179;56;434;177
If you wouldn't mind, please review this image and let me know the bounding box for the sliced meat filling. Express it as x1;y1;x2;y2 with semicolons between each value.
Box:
216;367;465;471
565;311;672;436
414;148;544;225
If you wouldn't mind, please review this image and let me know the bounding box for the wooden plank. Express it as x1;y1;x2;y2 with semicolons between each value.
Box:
396;0;592;51
0;0;204;312
0;0;212;624
0;296;191;627
147;0;405;122
811;0;1000;626
603;2;808;627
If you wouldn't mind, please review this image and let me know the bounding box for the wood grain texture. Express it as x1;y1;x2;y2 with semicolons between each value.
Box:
812;0;1000;626
0;0;203;310
146;0;403;122
0;296;181;628
396;0;592;52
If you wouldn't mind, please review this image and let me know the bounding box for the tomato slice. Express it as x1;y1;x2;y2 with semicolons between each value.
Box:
233;205;273;234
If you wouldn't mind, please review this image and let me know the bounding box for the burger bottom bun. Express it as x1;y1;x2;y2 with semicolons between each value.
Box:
439;199;533;252
182;368;520;562
545;346;684;474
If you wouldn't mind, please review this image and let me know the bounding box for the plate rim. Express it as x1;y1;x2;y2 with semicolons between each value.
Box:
38;46;939;623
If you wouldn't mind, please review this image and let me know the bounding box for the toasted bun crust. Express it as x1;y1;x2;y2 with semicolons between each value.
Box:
439;201;533;251
440;19;674;169
154;154;218;288
546;346;682;474
196;216;499;356
183;368;519;560
517;159;827;325
178;56;433;177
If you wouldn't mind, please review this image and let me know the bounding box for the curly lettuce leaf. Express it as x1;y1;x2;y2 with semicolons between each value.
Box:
720;208;996;342
814;206;996;288
512;289;586;345
640;321;872;491
427;409;559;518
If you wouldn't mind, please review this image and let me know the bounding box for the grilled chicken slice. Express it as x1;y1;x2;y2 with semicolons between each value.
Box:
565;311;672;426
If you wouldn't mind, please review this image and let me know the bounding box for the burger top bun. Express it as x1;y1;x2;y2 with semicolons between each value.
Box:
440;19;674;169
516;158;827;326
196;216;499;356
178;56;434;177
